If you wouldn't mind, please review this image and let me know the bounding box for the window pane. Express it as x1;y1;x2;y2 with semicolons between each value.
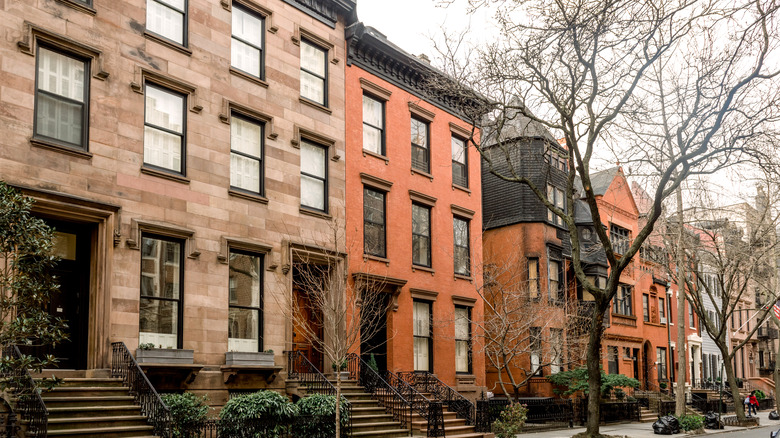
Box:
158;0;184;10
229;308;259;341
301;141;326;178
454;308;469;339
147;0;184;44
38;48;85;101
145;86;183;133
413;235;430;266
454;218;468;246
301;41;325;76
414;337;429;371
301;175;325;210
231;117;262;158
412;205;430;235
36;93;83;145
411;119;427;146
451;137;466;165
231;39;261;76
454;247;469;275
231;153;260;192
455;340;469;373
232;7;263;47
363;95;383;128
413;302;430;336
228;252;261;307
363;125;382;154
300;70;325;104
139;299;178;348
144;126;182;171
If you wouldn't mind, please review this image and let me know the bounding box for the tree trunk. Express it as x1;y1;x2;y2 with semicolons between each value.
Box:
585;307;606;437
674;182;688;416
721;351;746;421
335;371;342;438
773;318;780;404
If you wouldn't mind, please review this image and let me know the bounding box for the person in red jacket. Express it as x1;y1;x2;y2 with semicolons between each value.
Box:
749;391;759;416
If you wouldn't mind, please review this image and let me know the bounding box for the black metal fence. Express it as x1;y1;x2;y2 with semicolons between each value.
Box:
187;416;340;438
760;398;776;410
690;398;734;414
578;398;640;424
474;398;574;433
2;346;47;438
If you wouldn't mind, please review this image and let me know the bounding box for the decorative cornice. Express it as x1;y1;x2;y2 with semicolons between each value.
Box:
280;0;355;28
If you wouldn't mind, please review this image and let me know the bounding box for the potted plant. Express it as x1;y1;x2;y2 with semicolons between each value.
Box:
225;349;275;366
136;343;195;364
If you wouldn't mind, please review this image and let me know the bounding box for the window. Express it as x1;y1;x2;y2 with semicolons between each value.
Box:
454;306;471;373
453;217;470;276
35;47;89;149
581;275;605;301
657;347;667;380
610;224;630;255
550;328;563;374
643;294;650;322
412;204;431;267
300;141;327;212
689;303;695;329
363;95;384;155
738;306;743;330
300;40;327;106
528;258;539;299
144;84;185;173
659;297;666;323
363;187;386;257
608;346;619;374
548;259;563;301
546;185;565;226
452;136;468;187
231;4;264;79
230;114;263;194
139;235;183;349
530;327;541;375
413;301;432;371
146;0;187;46
228;250;263;352
411;117;430;173
613;284;633;316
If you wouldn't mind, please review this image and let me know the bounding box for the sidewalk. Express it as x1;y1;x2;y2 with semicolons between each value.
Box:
515;410;779;437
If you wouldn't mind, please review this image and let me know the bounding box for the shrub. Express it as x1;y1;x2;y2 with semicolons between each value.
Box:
676;414;704;431
220;390;297;437
547;366;639;397
492;403;528;438
296;394;349;438
367;354;379;373
755;390;766;401
160;393;209;438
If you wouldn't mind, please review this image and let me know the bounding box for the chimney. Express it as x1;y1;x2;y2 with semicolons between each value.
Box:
417;53;430;64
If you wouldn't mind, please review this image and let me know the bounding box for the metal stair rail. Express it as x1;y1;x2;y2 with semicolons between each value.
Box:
3;345;47;438
286;350;352;436
399;371;475;425
110;342;171;438
385;370;444;437
345;353;421;436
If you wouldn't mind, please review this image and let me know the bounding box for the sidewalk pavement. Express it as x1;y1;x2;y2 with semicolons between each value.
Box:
515;410;780;438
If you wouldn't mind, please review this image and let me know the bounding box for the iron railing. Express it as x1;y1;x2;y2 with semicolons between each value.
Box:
385;370;444;437
194;415;340;438
474;397;573;432
399;371;475;426
4;345;47;437
286;351;352;436
110;342;171;437
578;397;640;424
345;353;416;436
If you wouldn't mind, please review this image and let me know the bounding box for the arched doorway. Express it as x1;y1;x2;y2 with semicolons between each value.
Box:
643;340;653;390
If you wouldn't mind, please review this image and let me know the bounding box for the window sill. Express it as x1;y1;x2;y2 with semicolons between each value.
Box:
452;184;471;194
363;149;389;164
56;0;97;14
141;166;190;184
229;188;269;204
30;138;92;159
229;67;269;88
364;254;390;265
411;168;433;181
299;97;331;115
412;264;435;275
454;273;473;282
144;31;192;56
300;207;332;220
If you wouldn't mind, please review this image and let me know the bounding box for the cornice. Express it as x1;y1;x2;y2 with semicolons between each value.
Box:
280;0;355;28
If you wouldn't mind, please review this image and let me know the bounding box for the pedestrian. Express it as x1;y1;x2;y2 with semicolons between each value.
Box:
745;395;754;417
750;391;759;415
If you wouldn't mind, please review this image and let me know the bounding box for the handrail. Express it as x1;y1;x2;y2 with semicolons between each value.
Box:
110;342;171;438
400;370;475;426
345;353;418;436
4;345;47;437
286;351;352;436
385;370;444;437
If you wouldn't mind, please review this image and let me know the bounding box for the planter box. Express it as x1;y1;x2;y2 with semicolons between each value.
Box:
136;348;194;364
225;351;274;367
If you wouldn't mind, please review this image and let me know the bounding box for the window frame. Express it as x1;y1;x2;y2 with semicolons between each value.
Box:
453;216;471;276
610;224;631;255
548;258;563;302
33;45;90;151
642;293;650;322
659;296;666;324
411;117;430;173
612;284;633;316
412;203;432;268
657;347;667;380
362;93;385;156
229;112;265;196
451;135;468;188
231;2;266;80
227;248;264;352
607;346;619;374
299;140;328;213
139;234;185;349
143;82;187;175
146;0;189;48
413;300;433;372
300;39;328;107
530;326;542;376
688;303;695;329
454;306;472;374
363;186;387;258
528;258;539;299
546;185;565;226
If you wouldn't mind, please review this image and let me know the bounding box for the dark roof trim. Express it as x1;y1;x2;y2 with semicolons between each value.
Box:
280;0;355;28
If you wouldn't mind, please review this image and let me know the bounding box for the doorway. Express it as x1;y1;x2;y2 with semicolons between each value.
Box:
360;293;388;373
643;341;652;389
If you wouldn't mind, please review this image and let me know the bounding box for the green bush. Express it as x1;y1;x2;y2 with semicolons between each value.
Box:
547;366;640;397
492;403;528;438
296;394;349;438
367;354;379;374
220;390;297;437
755;390;766;401
160;393;209;438
676;414;704;431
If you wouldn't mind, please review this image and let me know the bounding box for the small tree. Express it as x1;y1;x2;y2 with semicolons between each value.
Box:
0;182;68;390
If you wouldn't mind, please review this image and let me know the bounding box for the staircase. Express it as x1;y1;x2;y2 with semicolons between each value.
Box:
324;379;410;438
639;406;657;423
29;370;155;438
407;392;487;437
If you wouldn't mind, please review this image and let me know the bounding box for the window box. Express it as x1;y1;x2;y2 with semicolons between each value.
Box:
135;348;194;364
225;351;274;367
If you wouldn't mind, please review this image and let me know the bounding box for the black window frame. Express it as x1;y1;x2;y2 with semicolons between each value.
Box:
146;0;189;48
363;186;387;258
657;347;667;380
548;258;564;302
610;224;631;255
454;305;472;374
300;39;328;107
139;234;184;349
229;112;265;196
689;303;695;329
612;284;633;316
659;296;666;323
546;184;565;227
413;299;434;372
33;45;90;151
453;216;471;276
143;82;187;175
231;2;266;80
362;93;385;156
299;140;328;213
411;117;430;173
607;346;619;374
227;248;264;352
642;293;650;322
412;203;432;268
451;135;468;188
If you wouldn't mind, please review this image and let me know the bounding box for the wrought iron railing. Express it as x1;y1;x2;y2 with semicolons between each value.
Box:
286;351;352;436
194;415;340;437
385;370;444;437
578;397;640;424
345;353;417;436
4;345;47;437
399;371;475;425
110;342;171;437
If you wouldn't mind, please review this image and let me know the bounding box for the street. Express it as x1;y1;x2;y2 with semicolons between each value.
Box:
714;425;777;437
